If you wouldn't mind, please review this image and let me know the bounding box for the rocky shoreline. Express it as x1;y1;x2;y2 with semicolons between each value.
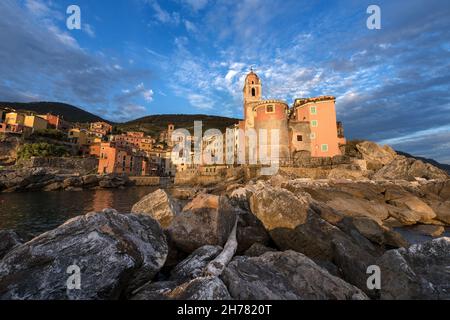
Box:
0;168;134;192
0;172;449;300
0;141;449;300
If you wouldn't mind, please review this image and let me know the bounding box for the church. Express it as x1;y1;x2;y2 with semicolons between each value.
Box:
240;70;346;162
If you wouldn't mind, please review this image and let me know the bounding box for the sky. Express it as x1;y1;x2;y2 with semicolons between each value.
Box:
0;0;449;163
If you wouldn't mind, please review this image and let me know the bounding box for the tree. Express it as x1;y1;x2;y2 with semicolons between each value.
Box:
17;143;69;160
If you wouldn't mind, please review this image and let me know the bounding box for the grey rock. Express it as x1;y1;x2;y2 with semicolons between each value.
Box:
132;277;231;300
377;237;450;300
171;245;223;282
0;210;168;300
221;250;368;300
0;230;23;260
244;243;277;257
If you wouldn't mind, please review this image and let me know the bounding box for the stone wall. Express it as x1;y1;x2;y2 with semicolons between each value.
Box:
19;157;99;175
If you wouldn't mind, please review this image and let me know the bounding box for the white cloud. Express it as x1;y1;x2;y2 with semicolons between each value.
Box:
184;19;197;33
146;0;180;26
183;0;209;12
83;23;96;38
187;93;214;110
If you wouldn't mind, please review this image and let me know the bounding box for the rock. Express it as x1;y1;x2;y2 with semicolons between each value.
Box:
356;141;397;170
81;175;99;187
98;175;129;188
244;243;277;257
249;182;310;230
269;211;341;261
331;233;379;296
221;251;368;300
236;210;270;254
167;277;231;300
63;177;83;189
411;225;445;237
0;230;23;260
388;196;436;223
0;168;56;192
326;197;389;222
131;189;181;228
43;181;63;191
429;201;450;225
229;185;256;211
0;210;168;300
351;216;386;245
132;277;231;300
383;217;403;229
131;281;177;300
377;237;450;299
374;156;448;181
171;245;223;282
65;187;83;192
167;194;237;253
169;187;197;200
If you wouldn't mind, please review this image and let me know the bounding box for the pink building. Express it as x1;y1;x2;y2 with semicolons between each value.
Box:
293;96;344;157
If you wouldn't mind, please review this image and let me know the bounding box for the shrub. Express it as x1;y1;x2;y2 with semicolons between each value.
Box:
32;129;65;140
17;143;69;160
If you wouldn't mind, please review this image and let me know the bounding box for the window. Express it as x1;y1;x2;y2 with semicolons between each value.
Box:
297;135;303;142
266;105;274;113
311;120;318;127
321;144;329;152
310;133;316;140
310;106;317;115
251;88;256;97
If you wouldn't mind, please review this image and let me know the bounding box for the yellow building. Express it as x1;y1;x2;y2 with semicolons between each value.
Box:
68;129;88;145
24;115;48;131
69;129;102;146
5;112;25;126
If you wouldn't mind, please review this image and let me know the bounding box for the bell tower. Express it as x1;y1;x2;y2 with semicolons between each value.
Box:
243;68;262;128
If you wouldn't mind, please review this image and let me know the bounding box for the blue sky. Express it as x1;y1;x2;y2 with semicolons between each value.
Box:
1;0;450;163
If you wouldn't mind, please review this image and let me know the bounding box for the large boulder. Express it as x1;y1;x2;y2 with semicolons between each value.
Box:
236;209;270;254
387;196;436;224
377;237;450;299
326;198;389;222
221;251;368;300
170;245;223;283
356;141;397;171
0;210;168;300
167;194;237;253
374;156;448;181
249;182;310;230
131;277;231;300
0;230;23;260
428;201;450;225
131;189;181;228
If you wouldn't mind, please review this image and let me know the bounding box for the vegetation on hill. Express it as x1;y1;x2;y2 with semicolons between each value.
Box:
0;102;107;124
17;143;69;160
116;114;241;136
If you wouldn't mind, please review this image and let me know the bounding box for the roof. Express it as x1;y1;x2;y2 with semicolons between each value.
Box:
293;96;336;108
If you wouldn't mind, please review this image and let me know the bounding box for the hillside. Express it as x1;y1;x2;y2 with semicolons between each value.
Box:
0;102;107;124
397;151;450;175
116;114;241;136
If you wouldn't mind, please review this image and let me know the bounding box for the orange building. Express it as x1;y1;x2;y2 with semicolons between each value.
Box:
90;121;112;136
39;113;72;131
98;142;146;176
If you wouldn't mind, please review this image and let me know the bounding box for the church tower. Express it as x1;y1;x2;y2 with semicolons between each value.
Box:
243;69;262;129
